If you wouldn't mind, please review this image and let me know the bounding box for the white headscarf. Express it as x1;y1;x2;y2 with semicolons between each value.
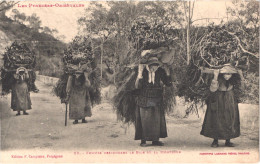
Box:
146;65;158;84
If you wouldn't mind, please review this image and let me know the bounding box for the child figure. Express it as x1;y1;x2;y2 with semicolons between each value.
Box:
11;67;32;116
65;70;92;124
201;64;243;147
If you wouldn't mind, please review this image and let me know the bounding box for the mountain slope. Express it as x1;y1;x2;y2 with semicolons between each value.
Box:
0;14;67;77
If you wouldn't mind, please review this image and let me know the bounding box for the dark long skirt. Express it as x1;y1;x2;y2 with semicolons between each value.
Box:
11;81;32;111
69;86;92;120
200;90;240;139
135;106;167;141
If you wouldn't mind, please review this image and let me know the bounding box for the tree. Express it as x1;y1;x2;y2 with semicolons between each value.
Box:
226;0;259;72
26;13;42;31
227;1;259;31
77;1;185;84
11;9;26;23
79;2;115;80
0;1;18;15
43;27;58;36
183;1;194;65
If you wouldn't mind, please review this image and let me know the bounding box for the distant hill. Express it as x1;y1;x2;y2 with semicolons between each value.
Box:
0;14;67;77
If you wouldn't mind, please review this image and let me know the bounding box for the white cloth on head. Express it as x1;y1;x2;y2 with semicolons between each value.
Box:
141;50;151;57
137;64;144;79
146;65;157;84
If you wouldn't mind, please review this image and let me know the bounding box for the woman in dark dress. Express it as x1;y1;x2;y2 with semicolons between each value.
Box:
65;70;92;124
11;67;32;116
135;57;172;147
201;64;243;147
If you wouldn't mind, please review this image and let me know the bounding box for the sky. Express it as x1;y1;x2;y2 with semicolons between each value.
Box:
6;1;233;43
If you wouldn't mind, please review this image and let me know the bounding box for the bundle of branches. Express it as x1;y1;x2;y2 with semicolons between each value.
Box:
1;69;15;95
178;25;256;108
54;36;101;105
3;41;35;70
53;73;69;102
129;16;178;50
113;58;176;124
1;41;36;95
113;18;177;123
63;36;93;66
225;21;259;73
196;25;252;68
113;66;138;123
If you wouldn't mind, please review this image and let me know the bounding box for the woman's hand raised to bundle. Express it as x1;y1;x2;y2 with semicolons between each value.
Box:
162;65;170;76
213;69;220;81
237;70;245;90
84;72;91;87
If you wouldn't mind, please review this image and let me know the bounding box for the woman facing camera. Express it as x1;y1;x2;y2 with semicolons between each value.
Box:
201;64;244;147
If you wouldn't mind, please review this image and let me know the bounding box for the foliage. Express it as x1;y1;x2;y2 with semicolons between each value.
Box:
36;55;63;77
130;17;178;50
178;24;258;103
0;1;18;15
54;35;101;105
77;1;259;118
2;41;35;69
78;1;184;81
1;68;14;95
107;2;181;123
26;13;42;31
1;41;36;95
63;36;93;66
0;14;67;78
53;72;69;102
242;72;259;104
11;9;26;23
176;0;259;109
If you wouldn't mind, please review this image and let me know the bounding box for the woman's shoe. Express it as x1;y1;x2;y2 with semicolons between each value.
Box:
33;89;39;93
140;140;147;147
16;112;21;116
23;111;29;115
140;143;148;147
225;141;235;147
73;120;78;124
152;141;164;146
211;140;219;148
82;119;87;123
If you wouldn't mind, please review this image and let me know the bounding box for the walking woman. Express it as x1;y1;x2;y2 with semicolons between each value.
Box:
201;64;244;147
65;68;92;124
11;67;32;116
135;57;172;147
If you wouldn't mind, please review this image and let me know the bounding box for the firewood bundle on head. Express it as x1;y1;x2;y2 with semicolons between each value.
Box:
63;36;93;72
113;16;181;123
53;36;101;105
178;25;257;107
113;44;176;124
1;41;36;95
130;16;178;51
2;41;35;70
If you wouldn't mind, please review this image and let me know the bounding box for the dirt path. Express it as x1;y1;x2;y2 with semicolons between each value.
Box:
0;80;258;162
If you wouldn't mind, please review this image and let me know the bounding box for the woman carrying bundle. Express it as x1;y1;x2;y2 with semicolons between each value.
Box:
64;66;92;124
200;64;244;147
135;57;172;147
11;67;32;116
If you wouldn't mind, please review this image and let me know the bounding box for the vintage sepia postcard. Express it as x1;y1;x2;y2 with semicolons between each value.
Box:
0;0;259;163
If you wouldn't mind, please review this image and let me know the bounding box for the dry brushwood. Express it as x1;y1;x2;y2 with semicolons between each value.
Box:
53;36;101;105
1;41;36;95
178;25;252;108
113;64;176;124
113;17;179;123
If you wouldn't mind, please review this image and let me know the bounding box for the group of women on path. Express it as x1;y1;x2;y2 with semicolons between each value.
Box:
6;48;244;148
